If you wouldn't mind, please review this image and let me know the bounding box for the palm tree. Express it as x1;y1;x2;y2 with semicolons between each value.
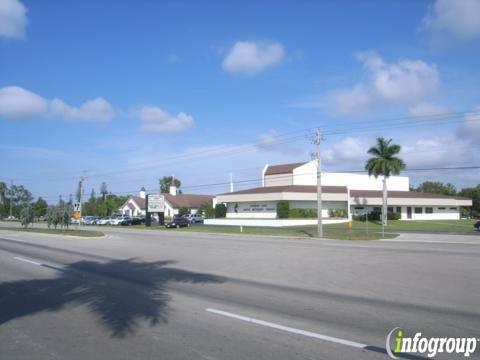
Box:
365;138;406;232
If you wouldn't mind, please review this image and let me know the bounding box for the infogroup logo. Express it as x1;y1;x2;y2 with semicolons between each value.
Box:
386;327;478;359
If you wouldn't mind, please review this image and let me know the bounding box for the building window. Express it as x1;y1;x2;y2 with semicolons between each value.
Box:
387;207;394;213
450;207;457;210
425;207;433;214
438;207;446;210
373;207;381;212
396;207;401;213
354;206;364;210
414;207;423;214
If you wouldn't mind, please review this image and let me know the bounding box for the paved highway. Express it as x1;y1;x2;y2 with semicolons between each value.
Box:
0;228;479;359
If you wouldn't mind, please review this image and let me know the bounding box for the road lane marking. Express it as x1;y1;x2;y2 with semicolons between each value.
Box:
13;256;42;266
205;308;367;349
13;256;64;271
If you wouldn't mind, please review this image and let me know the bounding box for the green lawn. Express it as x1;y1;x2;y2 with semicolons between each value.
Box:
327;219;479;234
0;226;104;237
122;219;479;239
161;224;396;240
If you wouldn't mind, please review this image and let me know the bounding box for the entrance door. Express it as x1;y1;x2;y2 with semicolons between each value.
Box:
407;207;412;219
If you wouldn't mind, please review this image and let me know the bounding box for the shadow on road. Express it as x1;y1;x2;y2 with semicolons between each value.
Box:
0;259;224;337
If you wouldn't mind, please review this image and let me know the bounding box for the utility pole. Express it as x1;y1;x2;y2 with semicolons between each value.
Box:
9;179;14;219
310;128;324;238
230;172;234;193
78;174;86;227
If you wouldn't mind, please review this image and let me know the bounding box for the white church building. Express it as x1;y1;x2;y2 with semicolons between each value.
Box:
213;161;472;223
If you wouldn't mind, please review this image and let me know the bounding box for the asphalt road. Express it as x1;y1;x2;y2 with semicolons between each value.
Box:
0;227;479;360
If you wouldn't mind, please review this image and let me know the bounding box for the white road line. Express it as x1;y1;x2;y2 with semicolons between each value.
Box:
205;308;367;350
13;256;42;266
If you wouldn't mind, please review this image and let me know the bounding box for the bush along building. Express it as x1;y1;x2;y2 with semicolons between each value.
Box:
214;161;472;223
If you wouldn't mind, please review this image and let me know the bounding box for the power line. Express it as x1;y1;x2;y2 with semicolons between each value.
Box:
6;109;480;183
28;165;480;202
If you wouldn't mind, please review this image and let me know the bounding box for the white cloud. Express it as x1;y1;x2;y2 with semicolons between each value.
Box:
257;129;302;156
0;86;48;119
401;136;469;168
460;107;480;142
50;97;115;122
408;102;448;117
328;52;439;116
0;85;115;122
0;0;27;39
137;105;194;133
323;137;369;165
222;41;285;74
423;0;480;41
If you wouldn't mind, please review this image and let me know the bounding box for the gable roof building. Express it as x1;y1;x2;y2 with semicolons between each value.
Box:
216;160;472;221
119;187;213;217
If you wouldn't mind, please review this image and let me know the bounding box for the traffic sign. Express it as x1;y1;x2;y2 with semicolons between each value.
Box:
147;194;165;212
73;202;81;212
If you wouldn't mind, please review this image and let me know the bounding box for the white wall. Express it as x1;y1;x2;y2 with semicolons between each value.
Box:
205;218;349;227
225;200;347;219
226;201;277;219
350;205;460;220
291;161;409;191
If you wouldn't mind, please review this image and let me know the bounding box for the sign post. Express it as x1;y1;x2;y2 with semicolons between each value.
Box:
146;194;165;227
72;202;81;224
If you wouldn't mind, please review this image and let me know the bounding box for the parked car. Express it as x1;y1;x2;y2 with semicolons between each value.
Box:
96;217;111;225
474;220;480;231
186;214;205;223
120;217;133;226
130;216;144;225
165;215;190;228
110;216;128;226
83;216;97;225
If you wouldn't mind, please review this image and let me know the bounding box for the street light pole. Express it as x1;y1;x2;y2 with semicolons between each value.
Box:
310;128;324;238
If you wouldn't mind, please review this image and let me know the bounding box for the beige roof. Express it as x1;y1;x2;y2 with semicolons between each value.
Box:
350;190;470;200
264;162;306;176
163;193;213;209
220;185;347;195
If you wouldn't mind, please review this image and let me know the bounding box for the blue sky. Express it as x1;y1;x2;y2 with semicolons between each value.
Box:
1;0;479;201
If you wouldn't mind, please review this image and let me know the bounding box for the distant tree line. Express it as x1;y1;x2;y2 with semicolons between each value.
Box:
0;181;130;227
412;181;480;216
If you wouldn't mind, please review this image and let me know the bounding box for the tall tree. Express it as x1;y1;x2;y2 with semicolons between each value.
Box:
458;186;480;215
32;197;48;218
415;181;456;196
0;181;6;205
160;176;181;193
365;138;406;230
75;180;82;202
90;188;96;201
100;182;108;200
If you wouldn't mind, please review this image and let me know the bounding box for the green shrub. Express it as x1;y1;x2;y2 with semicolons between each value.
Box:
179;207;189;216
288;208;317;218
276;201;289;219
368;210;382;221
328;208;347;218
214;203;227;218
20;206;34;228
387;212;401;220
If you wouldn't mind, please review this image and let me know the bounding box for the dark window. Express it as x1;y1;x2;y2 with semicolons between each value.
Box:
425;207;433;214
373;207;381;212
450;207;457;210
354;206;364;210
396;207;401;213
388;207;394;213
438;207;446;210
414;207;423;214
